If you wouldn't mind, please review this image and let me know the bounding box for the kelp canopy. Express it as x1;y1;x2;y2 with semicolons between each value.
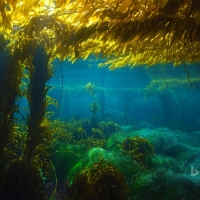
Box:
0;0;200;68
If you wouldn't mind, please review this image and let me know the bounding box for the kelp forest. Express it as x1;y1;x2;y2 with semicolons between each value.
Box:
1;0;200;199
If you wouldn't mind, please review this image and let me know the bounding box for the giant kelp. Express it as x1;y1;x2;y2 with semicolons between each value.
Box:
0;0;200;68
23;45;53;162
0;34;23;185
0;37;54;199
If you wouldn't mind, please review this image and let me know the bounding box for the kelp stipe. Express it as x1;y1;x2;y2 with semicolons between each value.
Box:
1;44;54;200
23;45;53;163
21;45;54;199
0;34;23;187
85;82;100;127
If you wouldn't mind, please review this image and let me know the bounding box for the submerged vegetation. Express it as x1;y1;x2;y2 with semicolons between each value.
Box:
85;82;100;127
0;0;200;68
67;158;130;200
0;34;23;183
121;136;154;167
0;37;53;199
0;0;200;199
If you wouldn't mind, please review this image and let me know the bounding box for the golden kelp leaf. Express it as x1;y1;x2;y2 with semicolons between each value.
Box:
24;0;40;17
46;96;59;108
0;0;12;29
159;0;169;8
0;0;4;10
24;19;35;36
117;0;130;12
1;0;200;67
56;0;63;8
6;0;18;10
56;0;70;8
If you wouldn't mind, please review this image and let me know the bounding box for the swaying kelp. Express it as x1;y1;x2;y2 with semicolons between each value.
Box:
0;34;23;186
85;82;100;126
0;0;200;68
0;36;54;198
23;45;53;163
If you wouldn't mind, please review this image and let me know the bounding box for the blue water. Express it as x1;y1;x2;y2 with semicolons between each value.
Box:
45;57;200;132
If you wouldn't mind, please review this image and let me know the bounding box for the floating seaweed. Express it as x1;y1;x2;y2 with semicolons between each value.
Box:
0;0;199;68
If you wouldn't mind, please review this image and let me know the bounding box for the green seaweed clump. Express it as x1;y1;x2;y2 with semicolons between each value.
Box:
100;121;122;137
90;101;100;126
67;158;130;200
92;128;105;139
72;127;87;141
1;160;45;200
121;136;154;167
85;82;95;96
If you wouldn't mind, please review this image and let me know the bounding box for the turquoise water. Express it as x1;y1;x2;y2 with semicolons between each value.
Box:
48;58;200;132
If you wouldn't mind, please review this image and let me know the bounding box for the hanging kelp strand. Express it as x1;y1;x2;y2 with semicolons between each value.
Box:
0;34;23;192
24;45;53;162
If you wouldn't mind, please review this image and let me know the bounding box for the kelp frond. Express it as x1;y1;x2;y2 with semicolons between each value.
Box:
0;0;200;68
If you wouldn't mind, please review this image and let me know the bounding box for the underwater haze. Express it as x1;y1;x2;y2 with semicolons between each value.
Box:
49;58;200;132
